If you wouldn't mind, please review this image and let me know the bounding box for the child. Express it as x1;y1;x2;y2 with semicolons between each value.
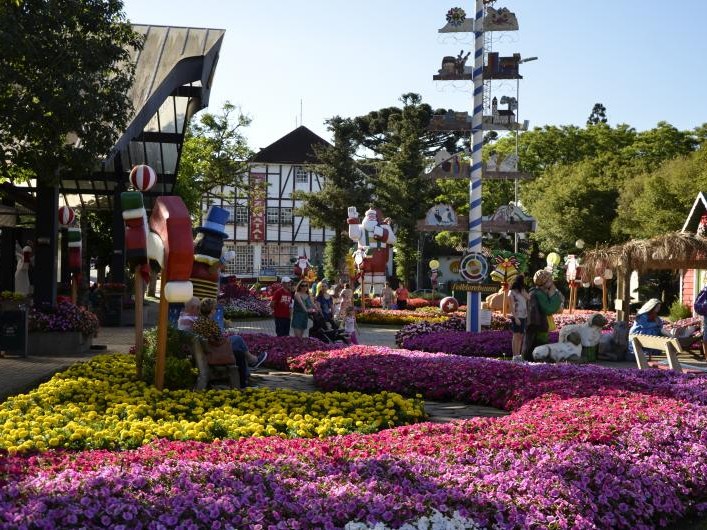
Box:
343;306;359;345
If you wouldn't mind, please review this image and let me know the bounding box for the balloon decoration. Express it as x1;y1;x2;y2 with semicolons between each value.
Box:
603;269;613;280
440;296;459;314
429;259;440;270
58;205;75;226
129;164;157;192
593;276;603;286
546;252;561;267
575;239;586;250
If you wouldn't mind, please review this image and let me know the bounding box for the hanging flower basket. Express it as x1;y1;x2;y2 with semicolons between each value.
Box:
446;7;467;26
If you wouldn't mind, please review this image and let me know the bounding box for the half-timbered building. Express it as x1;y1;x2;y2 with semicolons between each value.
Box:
203;126;336;279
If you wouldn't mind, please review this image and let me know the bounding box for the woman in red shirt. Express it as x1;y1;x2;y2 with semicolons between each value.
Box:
395;282;409;310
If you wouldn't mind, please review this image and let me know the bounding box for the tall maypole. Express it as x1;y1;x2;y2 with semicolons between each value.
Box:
467;0;485;332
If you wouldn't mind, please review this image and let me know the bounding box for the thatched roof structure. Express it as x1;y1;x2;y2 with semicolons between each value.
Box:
580;232;707;278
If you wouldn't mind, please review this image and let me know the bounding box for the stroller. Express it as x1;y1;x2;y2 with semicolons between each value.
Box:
308;311;350;345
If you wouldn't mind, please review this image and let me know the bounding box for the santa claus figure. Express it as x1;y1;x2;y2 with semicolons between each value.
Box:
347;206;396;295
293;254;312;279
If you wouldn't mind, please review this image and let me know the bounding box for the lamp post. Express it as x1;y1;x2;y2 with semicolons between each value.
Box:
513;56;538;252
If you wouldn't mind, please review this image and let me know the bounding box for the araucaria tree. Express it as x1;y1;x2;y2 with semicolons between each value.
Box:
358;93;438;285
294;117;370;280
0;0;143;181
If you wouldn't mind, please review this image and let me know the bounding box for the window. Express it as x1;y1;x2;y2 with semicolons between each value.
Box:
235;206;249;225
261;244;298;269
280;207;293;225
295;166;308;183
223;244;253;275
266;207;279;224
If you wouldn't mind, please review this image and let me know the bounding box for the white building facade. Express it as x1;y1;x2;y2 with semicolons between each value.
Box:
203;126;336;279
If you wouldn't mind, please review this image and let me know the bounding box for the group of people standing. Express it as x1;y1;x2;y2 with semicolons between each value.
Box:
271;277;358;342
508;269;564;361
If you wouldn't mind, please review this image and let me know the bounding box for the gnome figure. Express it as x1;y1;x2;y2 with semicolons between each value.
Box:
191;206;230;300
347;206;396;295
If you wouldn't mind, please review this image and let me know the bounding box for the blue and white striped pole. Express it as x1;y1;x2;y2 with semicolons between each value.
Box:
467;0;484;333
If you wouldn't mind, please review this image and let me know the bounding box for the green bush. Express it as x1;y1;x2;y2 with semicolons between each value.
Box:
668;300;692;322
141;326;197;390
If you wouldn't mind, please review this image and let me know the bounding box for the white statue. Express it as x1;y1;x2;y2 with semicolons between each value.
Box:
14;242;32;296
559;313;608;347
533;331;582;362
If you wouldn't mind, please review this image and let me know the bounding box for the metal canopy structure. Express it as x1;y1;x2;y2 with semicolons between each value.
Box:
12;24;225;212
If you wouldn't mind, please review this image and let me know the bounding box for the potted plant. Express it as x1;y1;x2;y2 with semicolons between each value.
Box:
27;301;100;355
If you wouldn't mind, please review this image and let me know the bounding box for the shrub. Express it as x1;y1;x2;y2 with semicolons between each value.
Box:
140;326;197;390
395;317;465;346
669;300;692;322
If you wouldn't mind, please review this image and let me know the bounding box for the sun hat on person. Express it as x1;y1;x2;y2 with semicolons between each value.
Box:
280;276;292;283
533;269;552;287
637;298;661;315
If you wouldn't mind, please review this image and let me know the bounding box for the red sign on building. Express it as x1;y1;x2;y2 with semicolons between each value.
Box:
249;172;266;242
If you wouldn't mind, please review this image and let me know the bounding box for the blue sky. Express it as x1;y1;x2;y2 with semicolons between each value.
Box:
123;0;707;150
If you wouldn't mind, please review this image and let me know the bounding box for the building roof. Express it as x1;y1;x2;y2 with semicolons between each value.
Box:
682;191;707;233
251;126;331;164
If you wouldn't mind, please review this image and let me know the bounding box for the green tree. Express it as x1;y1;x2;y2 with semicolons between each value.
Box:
293;117;370;280
0;0;143;182
587;103;608;125
359;93;438;284
177;102;252;213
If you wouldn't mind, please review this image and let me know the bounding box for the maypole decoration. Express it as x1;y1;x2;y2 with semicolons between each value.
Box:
489;250;526;315
58;206;80;303
122;164;156;378
466;0;485;332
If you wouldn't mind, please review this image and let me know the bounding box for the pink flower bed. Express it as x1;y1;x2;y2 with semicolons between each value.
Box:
400;330;560;358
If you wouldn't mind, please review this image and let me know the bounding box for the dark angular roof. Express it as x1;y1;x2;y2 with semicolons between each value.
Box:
251;126;331;164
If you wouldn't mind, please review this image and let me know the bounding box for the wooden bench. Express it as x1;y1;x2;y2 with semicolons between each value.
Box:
630;334;684;373
191;338;240;390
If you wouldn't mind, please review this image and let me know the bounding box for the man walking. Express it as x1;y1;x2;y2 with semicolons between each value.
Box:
271;277;293;337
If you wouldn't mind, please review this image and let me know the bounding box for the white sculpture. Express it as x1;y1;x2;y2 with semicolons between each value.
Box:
558;313;608;347
14;242;32;296
533;331;583;362
347;206;396;295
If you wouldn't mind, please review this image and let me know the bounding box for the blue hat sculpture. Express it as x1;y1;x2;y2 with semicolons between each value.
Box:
197;206;230;239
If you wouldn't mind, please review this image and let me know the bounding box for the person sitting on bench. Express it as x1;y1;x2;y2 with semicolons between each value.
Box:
178;296;201;332
192;298;267;387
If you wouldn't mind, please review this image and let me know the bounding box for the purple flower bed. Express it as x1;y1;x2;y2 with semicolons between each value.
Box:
394;316;465;346
28;301;100;336
401;330;559;358
237;332;336;370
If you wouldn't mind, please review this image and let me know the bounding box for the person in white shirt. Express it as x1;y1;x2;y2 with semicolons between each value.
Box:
343;306;359;345
177;297;201;332
508;275;530;358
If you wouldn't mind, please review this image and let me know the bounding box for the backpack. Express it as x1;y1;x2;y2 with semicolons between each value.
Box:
694;287;707;316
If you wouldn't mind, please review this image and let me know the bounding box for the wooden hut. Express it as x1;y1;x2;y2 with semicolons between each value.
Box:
581;231;707;322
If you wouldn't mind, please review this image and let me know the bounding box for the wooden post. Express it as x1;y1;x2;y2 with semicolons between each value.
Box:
360;270;365;311
155;272;168;390
134;269;144;378
602;278;608;312
501;284;508;317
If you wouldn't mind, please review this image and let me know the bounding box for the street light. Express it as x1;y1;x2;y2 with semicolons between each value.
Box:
513;56;538;252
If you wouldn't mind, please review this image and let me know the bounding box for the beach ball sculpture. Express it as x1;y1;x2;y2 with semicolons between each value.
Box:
440;296;459;313
129;164;157;192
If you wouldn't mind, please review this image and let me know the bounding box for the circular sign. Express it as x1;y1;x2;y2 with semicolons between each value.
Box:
429;259;440;270
460;252;488;283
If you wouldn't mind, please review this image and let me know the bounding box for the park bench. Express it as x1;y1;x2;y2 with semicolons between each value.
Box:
630;334;684;373
191;337;240;390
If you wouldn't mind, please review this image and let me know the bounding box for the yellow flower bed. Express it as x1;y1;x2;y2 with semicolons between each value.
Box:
0;354;425;453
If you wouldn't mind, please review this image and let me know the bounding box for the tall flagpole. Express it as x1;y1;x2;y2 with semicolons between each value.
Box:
467;0;485;332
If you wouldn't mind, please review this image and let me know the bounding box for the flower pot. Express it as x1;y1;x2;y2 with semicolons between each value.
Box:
28;331;93;356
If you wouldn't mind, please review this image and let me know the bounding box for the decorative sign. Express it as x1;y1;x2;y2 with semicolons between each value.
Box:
490;251;526;286
483;7;519;31
482;203;536;234
439;7;474;33
485;52;522;80
450;282;497;293
424;204;458;228
433;51;472;81
249;173;266;242
482;98;529;131
459;252;488;283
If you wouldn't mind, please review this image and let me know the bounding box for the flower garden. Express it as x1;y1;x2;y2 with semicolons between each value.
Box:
2;310;707;528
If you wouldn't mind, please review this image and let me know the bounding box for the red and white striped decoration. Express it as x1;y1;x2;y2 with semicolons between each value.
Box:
58;205;75;226
129;165;157;192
